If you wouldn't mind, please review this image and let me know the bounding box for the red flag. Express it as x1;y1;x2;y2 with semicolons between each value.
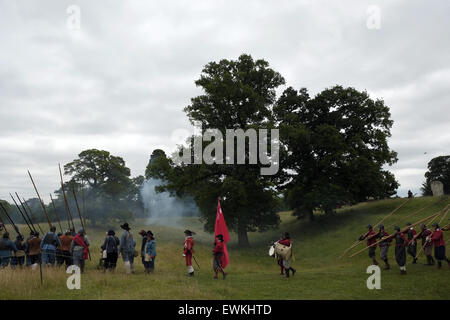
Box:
215;197;230;268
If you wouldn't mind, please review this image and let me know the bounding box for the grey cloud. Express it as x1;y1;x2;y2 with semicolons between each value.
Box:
0;0;449;201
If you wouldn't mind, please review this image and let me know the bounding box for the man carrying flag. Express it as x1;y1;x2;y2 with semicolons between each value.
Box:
214;197;230;279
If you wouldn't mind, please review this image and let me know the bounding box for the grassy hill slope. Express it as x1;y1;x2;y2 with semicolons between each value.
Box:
0;196;449;300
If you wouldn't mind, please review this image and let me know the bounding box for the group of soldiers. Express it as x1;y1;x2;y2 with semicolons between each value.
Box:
0;224;90;271
360;221;450;274
0;221;228;279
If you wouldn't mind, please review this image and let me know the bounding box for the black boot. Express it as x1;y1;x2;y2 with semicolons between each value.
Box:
383;259;390;270
412;257;417;264
189;271;194;277
290;268;296;276
285;269;290;278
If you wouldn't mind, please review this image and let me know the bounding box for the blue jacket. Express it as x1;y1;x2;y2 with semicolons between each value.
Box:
145;239;156;257
0;239;18;256
41;232;61;251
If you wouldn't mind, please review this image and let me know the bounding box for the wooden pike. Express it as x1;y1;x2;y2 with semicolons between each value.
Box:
386;201;446;229
339;198;411;259
72;186;91;260
349;210;442;258
58;164;75;231
0;202;22;236
10;193;33;233
49;194;63;233
28;170;52;229
22;198;44;234
0;214;8;233
415;208;450;259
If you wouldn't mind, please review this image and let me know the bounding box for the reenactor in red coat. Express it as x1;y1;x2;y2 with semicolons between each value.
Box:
183;230;195;277
278;232;296;278
359;225;378;265
430;223;450;269
414;224;434;265
405;222;418;264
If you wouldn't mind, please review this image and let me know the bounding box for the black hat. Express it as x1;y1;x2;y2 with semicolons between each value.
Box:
107;229;115;236
216;234;224;241
394;226;400;231
120;223;130;231
147;230;154;237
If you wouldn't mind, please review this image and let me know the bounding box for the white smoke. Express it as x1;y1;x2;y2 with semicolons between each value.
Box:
140;178;199;226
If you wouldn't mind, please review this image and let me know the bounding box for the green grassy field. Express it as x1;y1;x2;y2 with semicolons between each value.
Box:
0;196;449;300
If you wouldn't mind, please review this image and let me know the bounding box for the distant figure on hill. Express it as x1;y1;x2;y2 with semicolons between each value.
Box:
359;224;378;266
183;230;195;277
144;230;156;274
119;223;136;274
277;232;296;278
405;222;418;264
377;225;392;270
414;224;434;265
101;229;120;271
408;190;413;198
430;223;450;269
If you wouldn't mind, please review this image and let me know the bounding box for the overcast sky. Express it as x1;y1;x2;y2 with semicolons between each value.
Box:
0;0;449;202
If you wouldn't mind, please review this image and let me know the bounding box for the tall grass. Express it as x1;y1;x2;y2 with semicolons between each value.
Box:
0;196;449;299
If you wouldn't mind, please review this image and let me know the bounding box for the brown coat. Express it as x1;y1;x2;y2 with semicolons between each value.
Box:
59;235;74;251
27;237;42;255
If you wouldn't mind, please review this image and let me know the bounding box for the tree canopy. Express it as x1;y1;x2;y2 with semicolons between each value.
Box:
421;155;450;195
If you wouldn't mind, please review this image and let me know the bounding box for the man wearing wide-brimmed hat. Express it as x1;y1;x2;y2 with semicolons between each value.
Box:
183;230;195;276
119;223;136;274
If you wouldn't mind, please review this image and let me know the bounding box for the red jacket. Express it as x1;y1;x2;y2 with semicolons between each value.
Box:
213;241;224;254
431;229;445;247
278;238;291;246
183;237;194;255
365;230;378;247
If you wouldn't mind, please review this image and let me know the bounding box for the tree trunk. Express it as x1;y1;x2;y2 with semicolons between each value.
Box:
237;222;250;247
